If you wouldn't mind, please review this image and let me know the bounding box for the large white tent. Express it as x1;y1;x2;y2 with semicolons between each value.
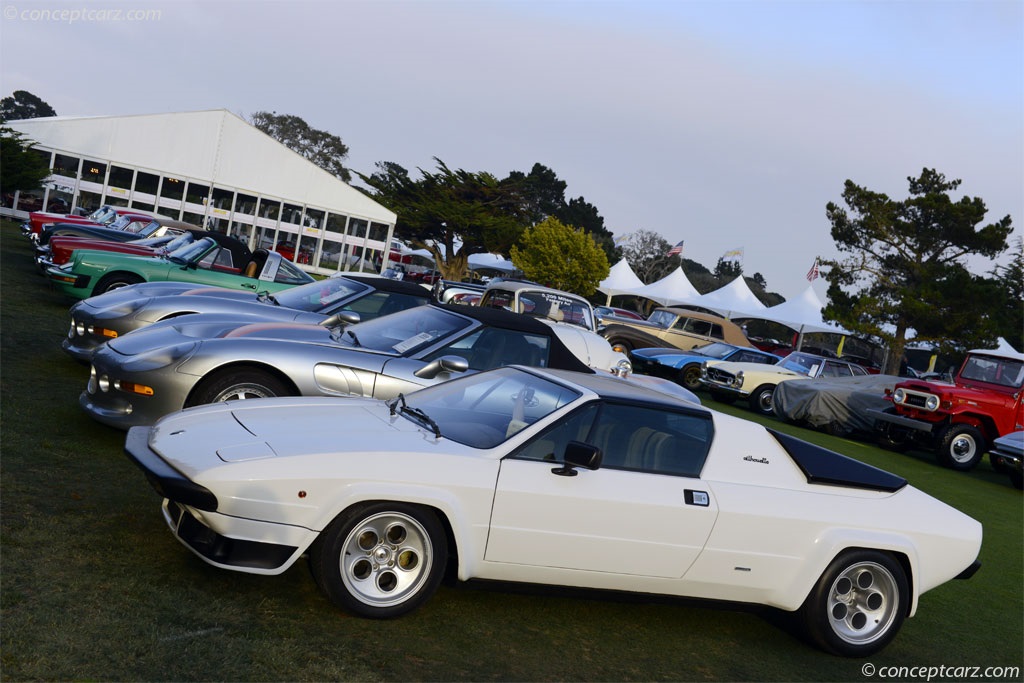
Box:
3;110;396;276
754;285;847;335
688;275;767;318
598;260;645;303
628;267;701;306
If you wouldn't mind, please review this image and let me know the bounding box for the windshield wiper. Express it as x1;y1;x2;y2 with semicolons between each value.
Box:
387;393;440;437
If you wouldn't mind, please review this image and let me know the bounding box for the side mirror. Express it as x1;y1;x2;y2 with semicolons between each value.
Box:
551;441;602;477
414;355;470;379
319;311;361;328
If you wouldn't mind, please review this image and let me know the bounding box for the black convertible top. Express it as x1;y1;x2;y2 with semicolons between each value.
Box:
342;274;433;298
436;303;594;374
768;429;907;492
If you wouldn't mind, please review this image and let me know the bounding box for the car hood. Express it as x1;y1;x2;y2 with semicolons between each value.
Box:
710;361;803;378
147;397;470;474
107;315;337;356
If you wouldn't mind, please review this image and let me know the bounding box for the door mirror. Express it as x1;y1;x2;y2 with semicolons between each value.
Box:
319;311;361;328
551;440;602;477
414;355;470;379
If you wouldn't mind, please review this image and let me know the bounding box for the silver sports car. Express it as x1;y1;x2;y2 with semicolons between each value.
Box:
63;275;432;363
82;303;631;430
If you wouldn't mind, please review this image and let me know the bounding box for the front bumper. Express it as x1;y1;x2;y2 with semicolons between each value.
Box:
124;427;307;574
866;408;941;434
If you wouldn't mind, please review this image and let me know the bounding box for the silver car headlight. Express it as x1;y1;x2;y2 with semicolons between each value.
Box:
893;388;906;404
733;371;744;388
925;395;940;411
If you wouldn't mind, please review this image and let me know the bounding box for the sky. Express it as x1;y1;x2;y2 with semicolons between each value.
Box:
1;0;1021;300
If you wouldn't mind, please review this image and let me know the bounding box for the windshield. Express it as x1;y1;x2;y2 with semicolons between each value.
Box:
692;342;735;359
647;310;675;328
518;291;595;330
109;215;132;230
132;220;163;237
272;276;367;312
776;352;820;376
91;207;117;222
167;237;216;264
334;305;472;355
399;367;581;448
960;355;1024;388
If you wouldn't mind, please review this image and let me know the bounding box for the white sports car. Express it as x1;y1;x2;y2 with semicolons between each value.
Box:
125;366;981;657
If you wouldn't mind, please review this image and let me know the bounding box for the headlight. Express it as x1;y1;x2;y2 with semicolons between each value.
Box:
925;395;940;411
893;388;906;404
733;371;744;388
700;361;708;377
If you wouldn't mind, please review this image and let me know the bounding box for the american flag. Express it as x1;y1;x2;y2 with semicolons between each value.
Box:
806;259;820;282
666;240;684;257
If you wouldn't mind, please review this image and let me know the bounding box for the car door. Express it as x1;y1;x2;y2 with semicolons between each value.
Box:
485;402;718;578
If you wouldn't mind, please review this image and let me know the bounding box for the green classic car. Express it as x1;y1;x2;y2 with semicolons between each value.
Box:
47;233;315;299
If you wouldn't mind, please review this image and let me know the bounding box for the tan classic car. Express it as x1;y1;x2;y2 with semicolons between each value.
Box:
600;307;751;353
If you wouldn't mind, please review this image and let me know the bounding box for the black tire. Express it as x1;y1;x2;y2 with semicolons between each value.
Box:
799;549;908;657
95;272;144;294
936;424;986;471
749;384;776;416
309;502;447;618
186;368;291;407
1009;470;1023;491
678;364;703;391
709;389;736;405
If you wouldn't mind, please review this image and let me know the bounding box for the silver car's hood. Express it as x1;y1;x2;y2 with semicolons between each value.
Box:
107;315;339;356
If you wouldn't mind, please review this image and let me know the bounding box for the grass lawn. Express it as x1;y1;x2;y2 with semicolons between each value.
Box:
1;219;1021;681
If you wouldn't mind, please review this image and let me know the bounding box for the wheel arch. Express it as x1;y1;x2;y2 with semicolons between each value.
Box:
93;269;148;292
783;533;919;617
184;360;302;406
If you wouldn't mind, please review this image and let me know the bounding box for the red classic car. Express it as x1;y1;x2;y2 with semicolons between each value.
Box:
21;205;152;241
37;229;209;271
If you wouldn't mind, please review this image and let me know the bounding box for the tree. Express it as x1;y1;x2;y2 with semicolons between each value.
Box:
510;217;610;295
0;127;50;196
556;196;617;264
713;257;742;279
622;229;677;283
821;169;1013;373
990;237;1023;352
249;111;351;182
360;159;526;280
0;90;56;122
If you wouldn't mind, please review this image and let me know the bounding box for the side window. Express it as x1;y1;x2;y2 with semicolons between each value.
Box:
683;318;713;337
340;291;425;321
197;246;230;268
709;324;724;340
427;327;550;370
822;361;853;378
274;259;311;284
507;403;600;462
584;403;712;477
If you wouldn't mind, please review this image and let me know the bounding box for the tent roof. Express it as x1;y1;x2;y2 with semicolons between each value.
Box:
688;275;767;317
741;285;847;334
598;259;645;297
6;109;396;224
629;267;701;305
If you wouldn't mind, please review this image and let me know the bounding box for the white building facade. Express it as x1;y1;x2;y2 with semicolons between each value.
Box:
2;109;397;276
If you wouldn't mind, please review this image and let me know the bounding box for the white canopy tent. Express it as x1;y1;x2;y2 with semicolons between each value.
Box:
598;260;645;303
628;267;701;306
737;285;848;350
688;275;768;318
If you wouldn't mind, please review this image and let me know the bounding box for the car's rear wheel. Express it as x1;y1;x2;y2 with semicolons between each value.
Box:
678;364;702;390
95;272;144;294
936;424;985;471
799;549;908;657
309;502;447;618
187;368;291;406
749;384;776;416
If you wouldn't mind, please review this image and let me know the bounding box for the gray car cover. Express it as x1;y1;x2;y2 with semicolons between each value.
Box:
772;374;901;433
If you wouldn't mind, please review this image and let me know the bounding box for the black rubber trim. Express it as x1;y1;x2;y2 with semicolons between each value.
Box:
768;428;907;492
124;426;219;511
955;559;981;580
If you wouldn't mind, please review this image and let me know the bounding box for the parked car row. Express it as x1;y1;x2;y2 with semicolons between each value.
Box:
21;231;985;656
627;336;1024;489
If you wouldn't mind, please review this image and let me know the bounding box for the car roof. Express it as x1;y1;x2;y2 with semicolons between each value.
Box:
538;367;713;412
485;280;588;301
341;274;432;298
150;216;203;229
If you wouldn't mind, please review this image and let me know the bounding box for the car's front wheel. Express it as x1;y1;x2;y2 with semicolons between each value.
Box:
937;424;986;471
799;550;908;657
187;368;291;406
678;364;702;390
95;272;144;294
310;502;447;618
749;384;776;416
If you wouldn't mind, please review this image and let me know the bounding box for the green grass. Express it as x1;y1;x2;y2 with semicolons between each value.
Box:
1;220;1021;681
